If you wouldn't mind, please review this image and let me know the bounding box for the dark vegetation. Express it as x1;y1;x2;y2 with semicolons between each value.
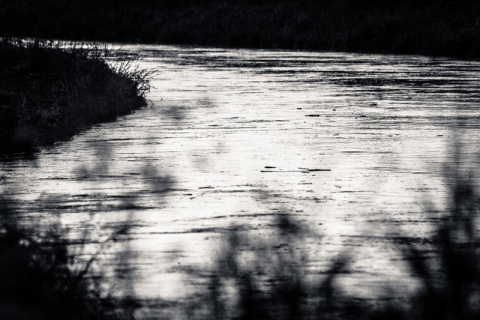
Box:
184;142;480;320
1;0;479;316
0;38;151;154
0;196;135;320
0;0;479;58
0;118;479;319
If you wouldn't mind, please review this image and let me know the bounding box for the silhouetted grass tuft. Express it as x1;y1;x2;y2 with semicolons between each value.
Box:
0;38;151;154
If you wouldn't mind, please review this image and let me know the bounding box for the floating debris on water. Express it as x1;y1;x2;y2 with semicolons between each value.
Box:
261;170;310;173
299;167;332;172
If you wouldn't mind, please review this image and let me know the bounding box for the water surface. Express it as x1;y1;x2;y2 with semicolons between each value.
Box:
2;45;480;311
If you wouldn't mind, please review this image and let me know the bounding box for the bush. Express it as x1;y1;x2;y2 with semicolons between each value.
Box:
0;38;151;154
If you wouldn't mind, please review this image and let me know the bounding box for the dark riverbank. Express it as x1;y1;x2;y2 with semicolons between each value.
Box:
0;0;479;59
0;39;150;154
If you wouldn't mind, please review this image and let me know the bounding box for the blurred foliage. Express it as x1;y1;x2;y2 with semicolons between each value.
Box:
172;140;480;320
0;196;135;320
0;129;479;319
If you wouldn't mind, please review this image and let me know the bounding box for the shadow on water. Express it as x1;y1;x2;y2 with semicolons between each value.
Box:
1;94;480;320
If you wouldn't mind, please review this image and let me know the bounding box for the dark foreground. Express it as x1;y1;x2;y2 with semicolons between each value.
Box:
2;153;480;320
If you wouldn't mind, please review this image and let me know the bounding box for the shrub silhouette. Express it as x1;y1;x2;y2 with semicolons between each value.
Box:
0;38;151;154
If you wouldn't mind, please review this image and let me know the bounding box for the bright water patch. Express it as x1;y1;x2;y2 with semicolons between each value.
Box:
2;45;480;316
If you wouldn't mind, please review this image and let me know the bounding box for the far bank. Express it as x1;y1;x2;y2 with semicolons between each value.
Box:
0;0;479;59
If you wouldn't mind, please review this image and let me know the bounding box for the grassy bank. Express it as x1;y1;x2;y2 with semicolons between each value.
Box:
0;39;150;154
0;0;479;59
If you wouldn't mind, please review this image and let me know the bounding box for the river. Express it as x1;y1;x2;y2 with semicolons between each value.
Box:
2;44;480;317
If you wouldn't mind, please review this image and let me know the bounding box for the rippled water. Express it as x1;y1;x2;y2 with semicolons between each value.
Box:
2;45;480;312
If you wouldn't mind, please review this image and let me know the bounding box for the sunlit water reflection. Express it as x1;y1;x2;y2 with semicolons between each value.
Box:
2;45;480;313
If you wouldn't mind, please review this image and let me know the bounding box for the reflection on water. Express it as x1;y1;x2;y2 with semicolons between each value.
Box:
2;45;480;317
